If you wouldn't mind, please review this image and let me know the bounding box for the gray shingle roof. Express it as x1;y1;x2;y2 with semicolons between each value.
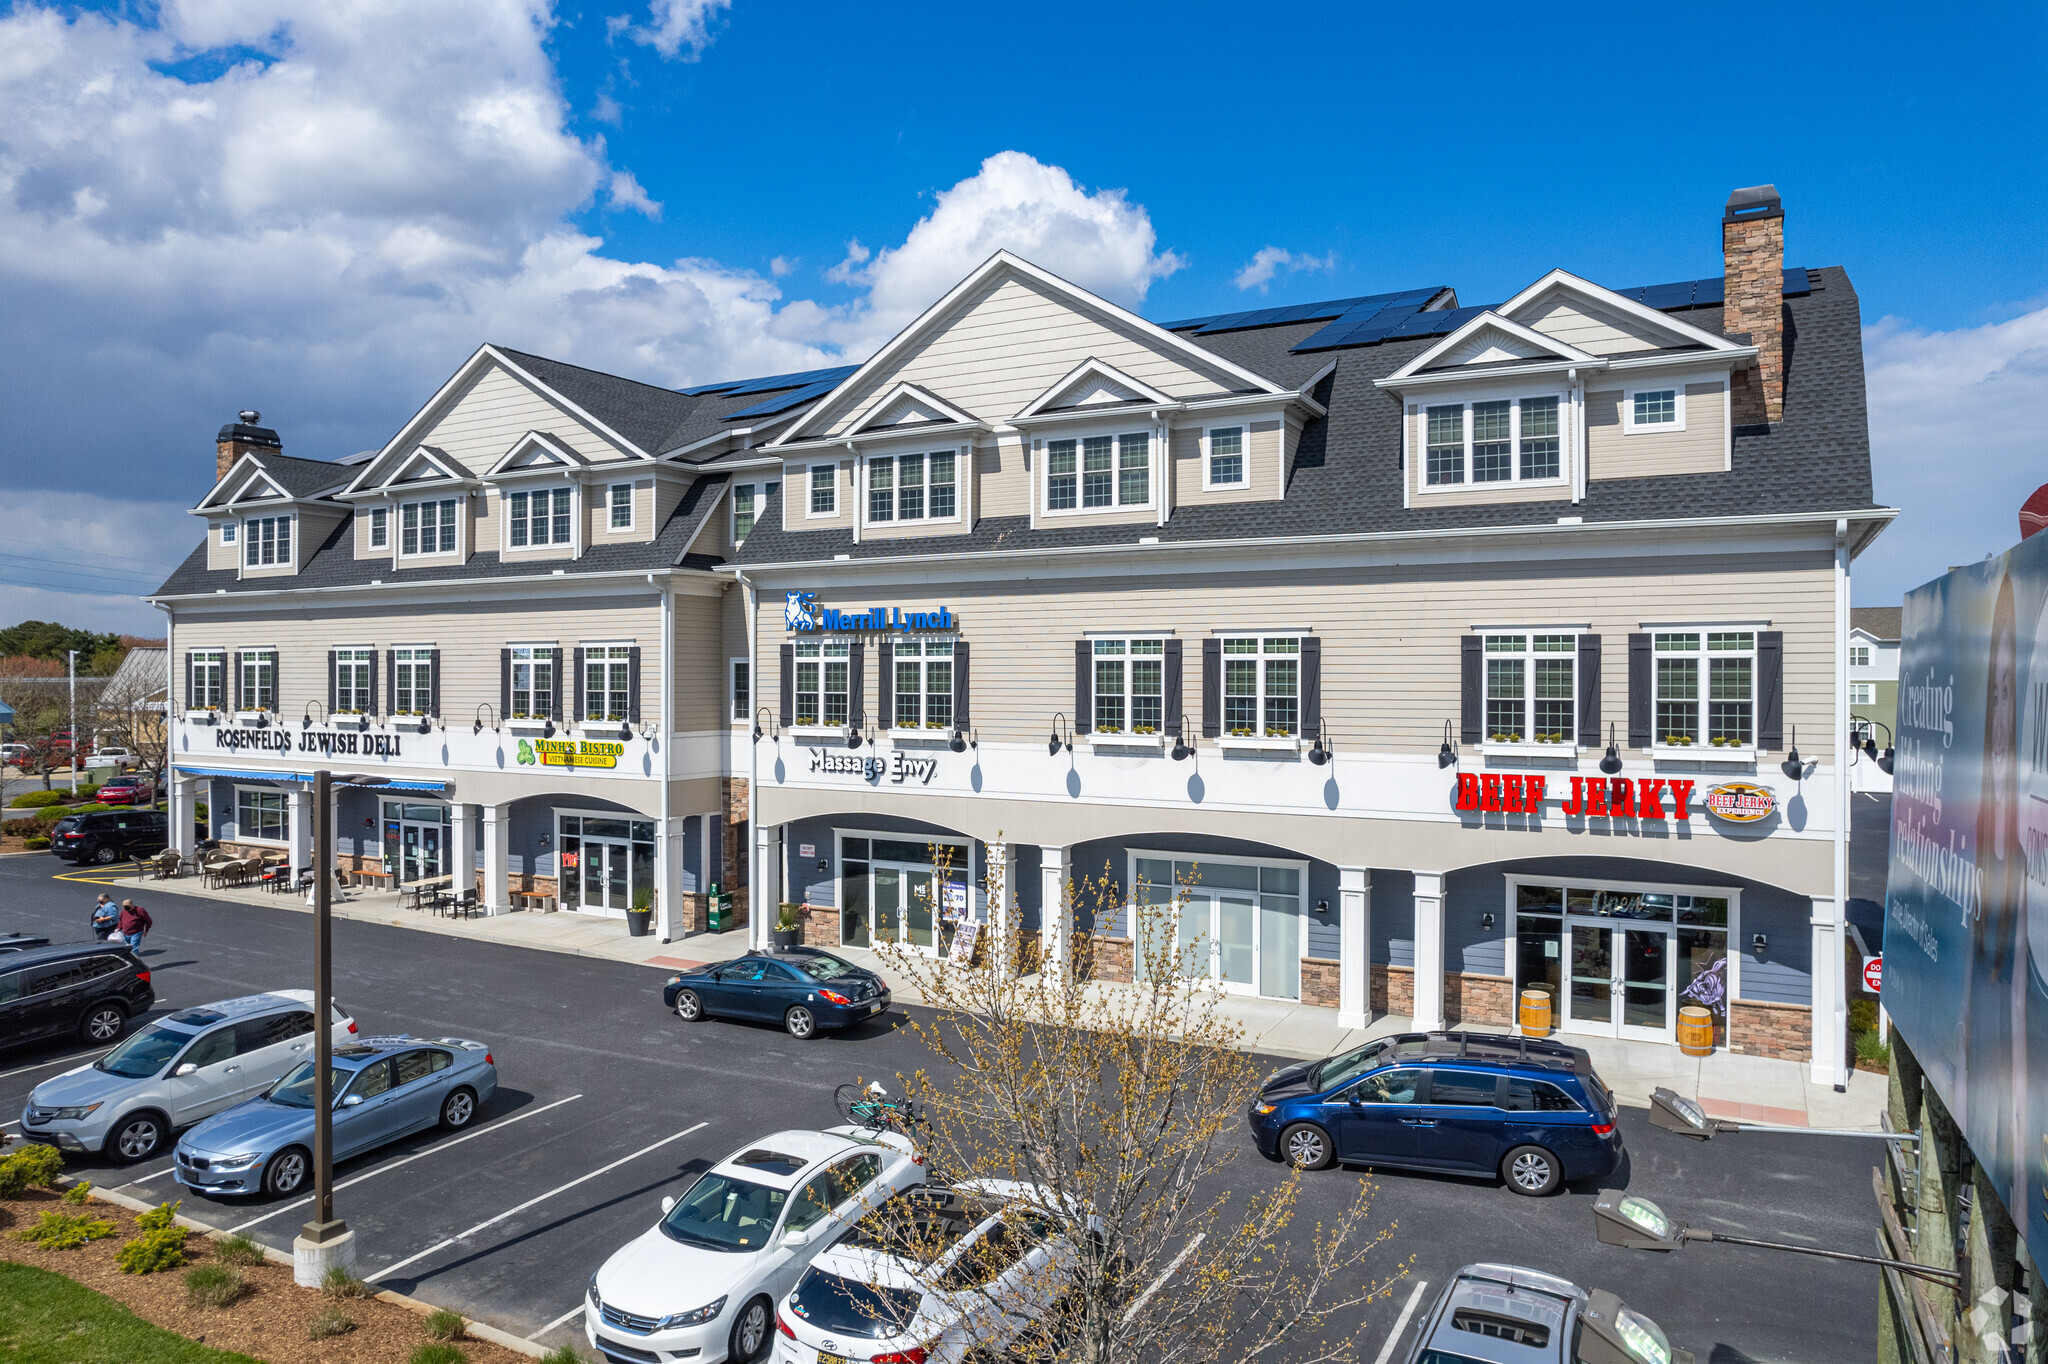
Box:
249;453;354;499
1852;606;1901;640
491;346;800;460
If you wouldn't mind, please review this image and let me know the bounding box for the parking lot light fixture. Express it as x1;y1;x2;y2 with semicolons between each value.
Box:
1591;1188;1960;1286
1577;1288;1683;1364
1647;1086;1920;1143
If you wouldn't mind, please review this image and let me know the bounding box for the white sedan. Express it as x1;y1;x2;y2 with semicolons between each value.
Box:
588;1126;924;1364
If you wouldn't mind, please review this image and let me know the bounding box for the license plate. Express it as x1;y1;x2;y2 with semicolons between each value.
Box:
868;1003;881;1015
819;1353;849;1364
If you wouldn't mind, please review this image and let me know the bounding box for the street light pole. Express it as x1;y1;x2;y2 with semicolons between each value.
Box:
67;649;77;795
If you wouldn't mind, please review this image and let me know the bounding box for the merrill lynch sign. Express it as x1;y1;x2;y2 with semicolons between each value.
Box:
786;592;953;633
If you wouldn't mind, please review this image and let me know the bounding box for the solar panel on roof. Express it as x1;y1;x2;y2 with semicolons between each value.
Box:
1191;293;1394;335
1781;267;1811;297
680;364;858;398
1639;281;1696;309
723;376;844;421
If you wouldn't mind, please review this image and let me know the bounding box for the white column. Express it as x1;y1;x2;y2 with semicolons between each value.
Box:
1339;867;1371;1030
482;803;509;917
658;815;687;942
1411;871;1447;1031
288;787;313;882
169;778;196;857
448;802;473;900
753;822;782;950
985;842;1011;976
1040;845;1071;985
1809;894;1848;1086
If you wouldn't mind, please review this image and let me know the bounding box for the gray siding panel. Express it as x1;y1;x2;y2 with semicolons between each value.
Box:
1372;869;1416;969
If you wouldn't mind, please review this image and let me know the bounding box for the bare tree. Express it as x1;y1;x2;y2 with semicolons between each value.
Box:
90;655;169;780
0;674;70;790
851;842;1405;1364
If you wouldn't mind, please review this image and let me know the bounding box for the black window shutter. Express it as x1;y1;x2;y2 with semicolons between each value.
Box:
848;643;866;728
1163;639;1183;733
778;644;794;727
1577;634;1601;744
184;652;194;711
1757;630;1784;749
1459;636;1483;744
328;650;338;713
500;648;512;720
232;650;244;711
428;648;441;718
1628;633;1653;749
1300;636;1322;736
628;645;642;725
952;642;970;727
367;647;378;716
1201;638;1221;737
1074;640;1093;734
878;642;895;727
571;647;586;722
548;644;561;721
386;649;397;718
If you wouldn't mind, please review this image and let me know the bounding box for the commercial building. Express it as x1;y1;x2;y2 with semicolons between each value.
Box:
151;186;1888;1077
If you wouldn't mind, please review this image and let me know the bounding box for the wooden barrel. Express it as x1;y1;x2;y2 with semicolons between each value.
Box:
1677;1005;1715;1056
1518;988;1552;1037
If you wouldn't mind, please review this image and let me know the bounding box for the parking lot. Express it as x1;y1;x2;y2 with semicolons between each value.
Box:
1;853;1880;1360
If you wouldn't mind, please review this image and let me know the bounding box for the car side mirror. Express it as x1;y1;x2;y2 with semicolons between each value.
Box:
782;1230;807;1249
175;1063;198;1077
661;1196;677;1214
340;1094;363;1107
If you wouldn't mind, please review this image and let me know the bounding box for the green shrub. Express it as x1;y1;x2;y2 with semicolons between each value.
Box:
135;1200;181;1232
15;1210;117;1249
309;1306;359;1339
423;1307;466;1340
1856;1029;1893;1069
410;1345;465;1364
539;1347;586;1364
1849;997;1879;1035
323;1264;371;1298
23;836;50;850
184;1262;247;1308
212;1232;264;1266
62;1181;92;1205
0;1143;66;1196
8;790;64;808
116;1225;189;1274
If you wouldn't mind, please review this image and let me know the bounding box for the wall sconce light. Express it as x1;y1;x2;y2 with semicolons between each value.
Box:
1047;713;1073;757
302;701;327;730
752;707;780;745
1599;722;1623;775
617;720;633;742
1482;911;1496;932
1861;720;1896;775
416;715;432;735
1170;718;1194;762
1437;720;1459;770
1780;726;1804;781
817;856;829;872
542;718;556;738
1751;932;1768;955
357;712;371;732
1315;899;1330;915
539;832;551;848
473;703;500;736
949;726;977;754
1308;722;1333;766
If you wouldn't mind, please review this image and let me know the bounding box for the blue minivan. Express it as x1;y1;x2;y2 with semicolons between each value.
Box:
1247;1031;1623;1196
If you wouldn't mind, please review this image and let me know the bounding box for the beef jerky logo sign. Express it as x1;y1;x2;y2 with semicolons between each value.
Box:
216;727;404;758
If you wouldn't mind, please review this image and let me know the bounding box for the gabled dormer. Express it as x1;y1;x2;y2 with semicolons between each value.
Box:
190;427;351;581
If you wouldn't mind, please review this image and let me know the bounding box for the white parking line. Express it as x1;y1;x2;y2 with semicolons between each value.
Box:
229;1093;585;1233
528;1302;587;1341
0;1049;106;1081
367;1121;708;1283
1372;1279;1430;1364
119;1166;178;1185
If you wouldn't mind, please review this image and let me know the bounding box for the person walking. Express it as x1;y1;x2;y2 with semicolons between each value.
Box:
115;900;152;950
91;894;119;941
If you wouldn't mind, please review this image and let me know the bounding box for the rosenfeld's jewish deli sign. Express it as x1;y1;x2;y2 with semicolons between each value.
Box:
1454;772;1701;819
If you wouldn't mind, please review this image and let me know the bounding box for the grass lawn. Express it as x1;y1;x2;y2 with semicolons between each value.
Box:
0;1262;266;1363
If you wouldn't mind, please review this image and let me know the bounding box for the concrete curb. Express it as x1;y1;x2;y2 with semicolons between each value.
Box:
73;1179;551;1358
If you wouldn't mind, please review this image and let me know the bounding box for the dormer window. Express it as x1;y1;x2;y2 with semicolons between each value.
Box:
1205;427;1245;489
400;498;457;556
1046;432;1149;514
1624;386;1685;433
508;489;570;547
608;483;633;531
867;452;956;523
221;523;237;545
1423;395;1566;489
244;515;292;566
368;508;388;548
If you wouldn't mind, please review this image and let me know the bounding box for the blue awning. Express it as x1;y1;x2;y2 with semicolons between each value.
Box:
172;764;448;793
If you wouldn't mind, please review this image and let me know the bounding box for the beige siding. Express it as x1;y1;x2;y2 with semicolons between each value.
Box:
1405;412;1573;509
352;505;389;561
977;437;1028;520
652;475;689;534
589;477;657;545
408;363;635;478
1519;296;1667;355
721;585;750;724
689;488;732;560
1588;381;1727;481
860;511;974;542
1170;418;1284;507
812;274;1240;439
671;592;727;731
296;509;347;569
754;553;1841;764
207;524;238;571
783;460;853;532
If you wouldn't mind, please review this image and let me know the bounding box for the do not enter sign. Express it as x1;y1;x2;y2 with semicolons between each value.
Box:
1864;956;1883;994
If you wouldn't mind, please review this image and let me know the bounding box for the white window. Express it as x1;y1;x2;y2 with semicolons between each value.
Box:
508;488;570;547
238;649;276;712
583;644;632;723
1483;634;1577;745
392;647;434;716
1046;432;1150;512
510;646;555;719
732;484;758;543
1205;427;1246;489
793;641;849;727
731;658;750;721
190;650;225;710
401;498;458;556
335;648;375;713
368;508;387;549
1849;644;1872;668
810;465;837;516
1623;385;1687;433
892;640;954;731
1655;631;1754;748
1851;682;1877;706
867;452;957;523
1221;636;1299;738
1093;638;1165;735
235;788;287;843
244;515;292;566
609;483;634;531
1423;396;1565;488
220;523;236;544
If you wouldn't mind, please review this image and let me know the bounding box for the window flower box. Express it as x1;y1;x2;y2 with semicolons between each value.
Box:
1216;733;1299;754
1085;730;1165;752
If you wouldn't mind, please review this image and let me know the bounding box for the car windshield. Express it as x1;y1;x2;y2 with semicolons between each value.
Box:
1315;1040;1386;1092
659;1172;788;1252
267;1060;355;1109
790;1268;925;1339
790;955;857;982
96;1022;196;1079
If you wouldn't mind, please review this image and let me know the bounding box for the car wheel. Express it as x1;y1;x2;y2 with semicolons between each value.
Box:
673;989;703;1022
79;1001;126;1043
439;1087;477;1131
728;1294;772;1363
93;845;118;865
1279;1122;1333;1171
784;1005;817;1040
106;1111;166;1164
1502;1145;1562;1196
265;1146;310;1197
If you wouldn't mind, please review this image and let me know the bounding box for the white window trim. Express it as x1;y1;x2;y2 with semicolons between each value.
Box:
1850;682;1877;706
389;645;437;717
507;644;558;723
1127;848;1314;967
806;463;840;519
887;640;957;736
790;639;851;733
731;481;760;545
860;448;965;531
730;657;750;724
1414;389;1572;495
1621;382;1688;434
1201;424;1250;491
236;647;278;716
242;513;295;567
220;522;237;544
580;641;635;729
1039;426;1159;519
607;481;635;532
397;495;463;559
367;506;388;550
1647;627;1758;759
1503;873;1743;1007
1087;637;1169;744
502;484;575;553
333;647;377;715
1476;631;1583;755
187;649;227;714
1215;632;1304;746
231;785;291;846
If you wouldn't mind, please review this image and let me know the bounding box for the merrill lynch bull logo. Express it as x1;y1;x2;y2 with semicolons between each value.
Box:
786;590;953;633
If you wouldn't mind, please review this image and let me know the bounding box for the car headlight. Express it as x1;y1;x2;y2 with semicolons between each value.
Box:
45;1103;104;1121
1253;1102;1277;1115
666;975;682;986
588;1273;602;1310
211;1153;264;1171
656;1296;727;1330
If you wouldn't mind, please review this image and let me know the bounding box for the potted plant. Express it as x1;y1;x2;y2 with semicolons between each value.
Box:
773;902;803;951
626;887;654;937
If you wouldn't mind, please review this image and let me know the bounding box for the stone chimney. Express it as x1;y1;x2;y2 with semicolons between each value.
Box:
1722;185;1785;425
215;409;281;482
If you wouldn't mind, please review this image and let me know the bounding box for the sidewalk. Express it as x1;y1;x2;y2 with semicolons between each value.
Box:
110;865;1885;1130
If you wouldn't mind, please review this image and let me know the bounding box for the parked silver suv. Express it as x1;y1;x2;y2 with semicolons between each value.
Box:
19;991;356;1163
1403;1263;1690;1364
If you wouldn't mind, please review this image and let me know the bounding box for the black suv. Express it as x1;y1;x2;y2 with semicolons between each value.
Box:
50;810;169;865
0;943;154;1047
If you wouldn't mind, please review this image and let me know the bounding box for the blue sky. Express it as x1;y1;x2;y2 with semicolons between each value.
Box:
1;0;2043;632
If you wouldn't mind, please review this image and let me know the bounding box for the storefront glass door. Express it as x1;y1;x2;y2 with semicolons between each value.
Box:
840;838;965;957
556;815;658;918
1136;857;1299;1000
582;841;630;911
1515;882;1731;1047
1566;920;1674;1040
382;802;448;884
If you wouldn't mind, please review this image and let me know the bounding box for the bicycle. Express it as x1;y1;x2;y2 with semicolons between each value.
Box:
834;1081;922;1135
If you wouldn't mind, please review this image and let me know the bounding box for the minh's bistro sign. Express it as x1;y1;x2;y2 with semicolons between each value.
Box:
1454;772;1702;819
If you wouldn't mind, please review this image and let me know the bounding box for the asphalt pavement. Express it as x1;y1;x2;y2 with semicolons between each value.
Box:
0;851;1882;1360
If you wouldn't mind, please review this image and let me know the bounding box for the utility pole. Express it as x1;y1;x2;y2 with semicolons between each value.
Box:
66;649;78;794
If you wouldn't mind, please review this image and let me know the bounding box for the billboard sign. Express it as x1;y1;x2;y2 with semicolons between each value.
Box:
1885;530;2048;1268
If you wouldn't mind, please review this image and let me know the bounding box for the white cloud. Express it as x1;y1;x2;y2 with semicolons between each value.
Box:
1861;302;2048;601
1233;245;1336;292
769;255;795;277
606;170;662;219
615;0;730;59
